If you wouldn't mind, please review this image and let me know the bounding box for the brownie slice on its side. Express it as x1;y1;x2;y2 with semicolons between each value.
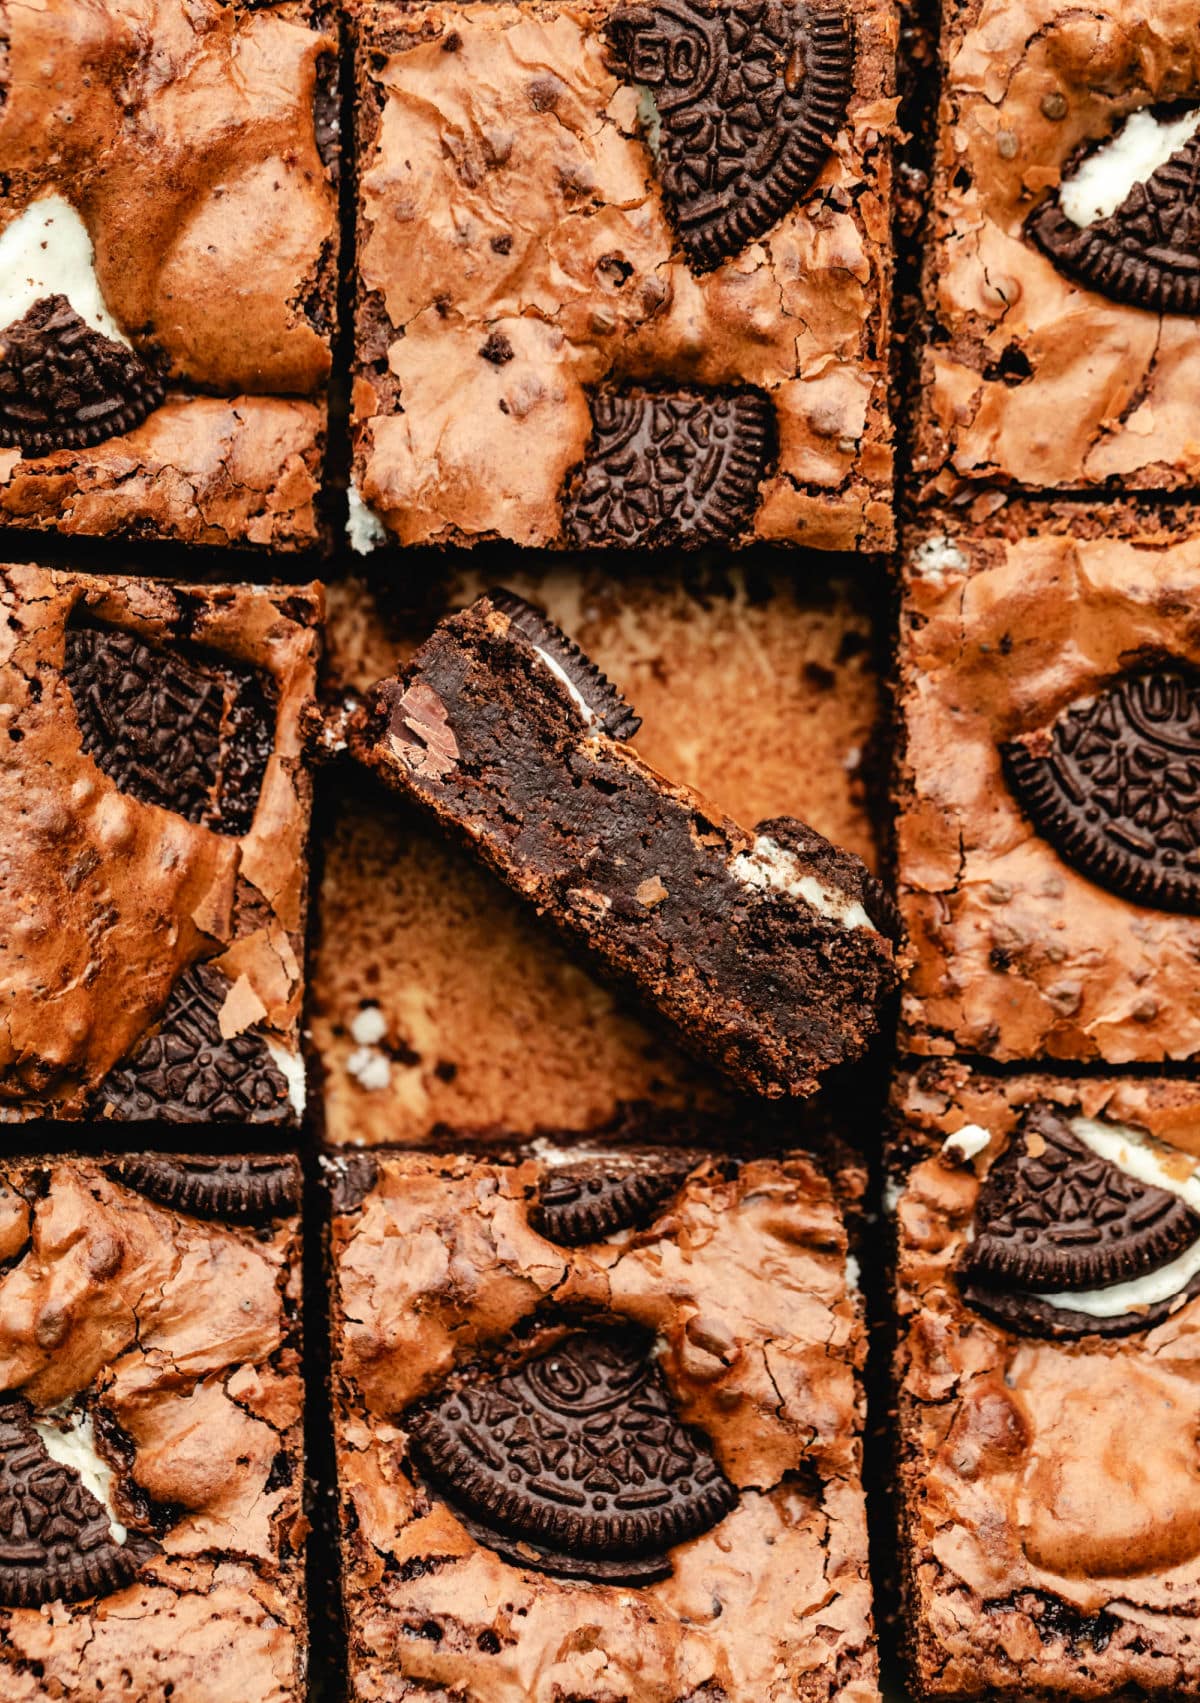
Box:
353;591;903;1100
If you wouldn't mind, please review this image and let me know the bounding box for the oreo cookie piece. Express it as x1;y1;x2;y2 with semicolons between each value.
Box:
562;387;772;547
0;294;165;454
1027;113;1200;316
489;589;642;739
530;1151;704;1245
1003;667;1200;913
64;624;275;836
606;0;853;272
0;1400;156;1607
959;1105;1200;1340
406;1327;737;1582
107;1156;300;1223
97;962;293;1124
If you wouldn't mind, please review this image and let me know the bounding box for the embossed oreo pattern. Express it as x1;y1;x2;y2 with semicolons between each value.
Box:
0;295;164;454
1003;668;1200;913
406;1329;736;1582
108;1156;301;1222
563;388;772;546
64;625;274;837
1028;122;1200;315
98;963;292;1124
531;1152;702;1245
606;0;853;271
489;590;642;739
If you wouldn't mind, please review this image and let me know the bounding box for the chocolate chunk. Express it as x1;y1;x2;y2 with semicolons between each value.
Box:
606;0;853;271
530;1151;704;1245
406;1328;736;1582
959;1105;1200;1340
97;963;293;1124
63;624;275;836
562;386;772;546
0;295;164;454
1027;117;1200;315
1002;668;1200;913
313;50;341;184
0;1399;156;1607
107;1156;301;1222
488;589;642;739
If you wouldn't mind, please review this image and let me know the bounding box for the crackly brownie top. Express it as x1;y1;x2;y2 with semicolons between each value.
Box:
0;564;320;1118
330;1148;875;1699
0;0;337;403
892;1064;1200;1670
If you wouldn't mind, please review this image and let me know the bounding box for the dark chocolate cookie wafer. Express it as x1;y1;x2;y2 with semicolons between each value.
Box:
107;1156;301;1223
1003;667;1200;913
487;590;641;738
406;1328;736;1582
606;0;853;272
530;1150;705;1245
562;387;773;547
0;295;164;454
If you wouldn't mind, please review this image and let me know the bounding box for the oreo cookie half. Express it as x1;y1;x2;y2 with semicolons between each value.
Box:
959;1105;1200;1340
1002;667;1200;913
0;294;164;454
1027;109;1200;315
606;0;853;272
406;1327;736;1582
562;387;773;547
0;1400;156;1607
489;589;642;739
64;624;275;837
97;963;293;1124
107;1156;300;1223
530;1151;704;1245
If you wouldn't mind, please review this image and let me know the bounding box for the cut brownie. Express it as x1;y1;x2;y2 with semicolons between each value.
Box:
313;564;883;1145
0;1;338;547
913;0;1200;499
890;1063;1200;1699
896;504;1200;1064
0;1153;305;1701
348;0;897;553
328;1146;879;1700
351;590;901;1101
0;564;321;1123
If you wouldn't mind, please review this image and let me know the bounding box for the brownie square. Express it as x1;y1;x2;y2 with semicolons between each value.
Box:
0;1;339;548
348;0;897;554
895;504;1200;1064
913;0;1200;500
890;1063;1200;1700
0;1153;305;1701
328;1146;879;1701
0;565;321;1123
311;564;884;1146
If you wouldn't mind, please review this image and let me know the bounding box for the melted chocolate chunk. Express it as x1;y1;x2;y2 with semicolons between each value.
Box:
107;1156;300;1222
562;387;772;547
313;50;341;184
489;589;642;739
1003;668;1200;913
97;963;293;1124
406;1328;736;1582
530;1151;704;1245
64;624;275;836
606;0;853;271
1028;114;1200;315
0;295;164;454
959;1105;1200;1340
0;1401;156;1608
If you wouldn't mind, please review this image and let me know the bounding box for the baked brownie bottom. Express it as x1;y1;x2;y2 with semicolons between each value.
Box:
0;1153;305;1703
891;1063;1200;1700
352;591;902;1101
328;1145;879;1701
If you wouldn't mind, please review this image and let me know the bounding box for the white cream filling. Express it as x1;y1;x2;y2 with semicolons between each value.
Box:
845;1253;862;1291
0;196;130;345
1067;1115;1200;1213
531;644;599;727
635;88;663;163
529;1139;623;1167
32;1411;127;1545
1034;1235;1200;1320
267;1044;307;1118
942;1124;992;1164
911;534;969;581
346;482;388;555
882;1177;903;1216
350;1004;388;1047
347;1045;391;1091
732;835;875;931
1060;107;1200;227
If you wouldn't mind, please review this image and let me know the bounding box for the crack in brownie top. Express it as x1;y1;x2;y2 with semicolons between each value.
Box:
106;1156;301;1224
405;1327;737;1583
0;295;165;455
1002;666;1200;914
63;624;275;837
605;0;853;272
